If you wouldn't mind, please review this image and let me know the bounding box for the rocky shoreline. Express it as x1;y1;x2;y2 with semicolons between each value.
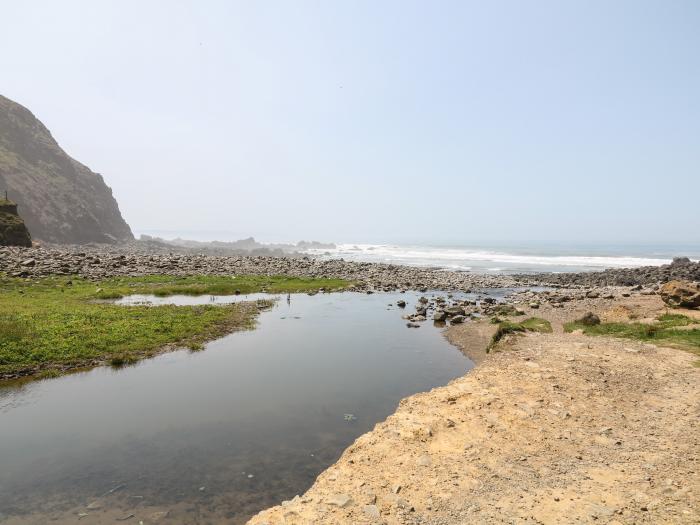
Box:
516;256;700;287
0;245;518;291
3;246;697;295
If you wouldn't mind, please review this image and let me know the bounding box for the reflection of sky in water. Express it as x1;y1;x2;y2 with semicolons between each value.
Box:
0;291;474;522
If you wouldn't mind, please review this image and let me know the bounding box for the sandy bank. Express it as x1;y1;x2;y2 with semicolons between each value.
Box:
248;296;699;524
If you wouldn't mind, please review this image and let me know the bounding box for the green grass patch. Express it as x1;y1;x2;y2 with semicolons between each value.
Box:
0;274;350;379
487;317;552;353
655;313;695;328
564;313;700;357
88;274;349;299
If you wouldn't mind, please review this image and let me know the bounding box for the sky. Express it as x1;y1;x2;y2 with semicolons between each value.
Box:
1;0;699;245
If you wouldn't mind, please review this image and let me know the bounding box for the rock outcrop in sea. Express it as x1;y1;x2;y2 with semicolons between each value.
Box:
0;95;133;244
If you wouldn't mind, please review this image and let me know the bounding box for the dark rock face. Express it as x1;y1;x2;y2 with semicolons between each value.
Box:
0;95;133;244
0;199;31;246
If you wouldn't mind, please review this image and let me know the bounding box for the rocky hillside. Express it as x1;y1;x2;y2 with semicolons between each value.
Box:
0;95;133;244
0;198;31;247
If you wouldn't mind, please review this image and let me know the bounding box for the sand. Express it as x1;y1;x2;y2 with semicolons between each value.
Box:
248;295;699;524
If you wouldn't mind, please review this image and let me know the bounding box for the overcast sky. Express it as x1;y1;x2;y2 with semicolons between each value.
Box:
2;0;699;244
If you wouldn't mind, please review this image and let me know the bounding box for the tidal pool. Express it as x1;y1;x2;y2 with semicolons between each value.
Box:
0;291;479;524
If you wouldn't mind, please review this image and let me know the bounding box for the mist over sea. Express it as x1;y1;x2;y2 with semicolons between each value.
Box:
136;230;699;275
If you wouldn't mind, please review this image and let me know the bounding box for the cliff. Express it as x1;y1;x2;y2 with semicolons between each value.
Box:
0;95;133;244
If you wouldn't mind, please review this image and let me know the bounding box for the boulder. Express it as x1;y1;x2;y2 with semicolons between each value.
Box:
433;310;447;322
659;280;700;309
444;306;465;316
670;257;692;267
577;312;601;326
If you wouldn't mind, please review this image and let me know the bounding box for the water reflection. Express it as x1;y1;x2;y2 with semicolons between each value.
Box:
0;291;473;523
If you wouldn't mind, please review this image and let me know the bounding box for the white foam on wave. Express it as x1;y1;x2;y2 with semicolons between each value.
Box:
303;243;679;272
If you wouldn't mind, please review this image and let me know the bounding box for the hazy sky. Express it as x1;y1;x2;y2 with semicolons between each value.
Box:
2;1;699;244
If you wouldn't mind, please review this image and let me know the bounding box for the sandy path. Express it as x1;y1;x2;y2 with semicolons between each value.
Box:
249;299;699;524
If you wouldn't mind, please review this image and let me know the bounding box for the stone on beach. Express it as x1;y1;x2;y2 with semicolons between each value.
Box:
326;494;353;507
659;280;700;309
433;310;447;322
444;306;465;316
577;312;601;326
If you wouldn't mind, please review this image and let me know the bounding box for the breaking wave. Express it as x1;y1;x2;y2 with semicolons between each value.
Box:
302;244;682;274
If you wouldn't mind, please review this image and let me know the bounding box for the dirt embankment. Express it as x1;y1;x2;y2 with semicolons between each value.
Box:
248;296;699;524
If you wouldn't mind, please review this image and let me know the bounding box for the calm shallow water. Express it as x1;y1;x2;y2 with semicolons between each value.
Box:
0;291;477;523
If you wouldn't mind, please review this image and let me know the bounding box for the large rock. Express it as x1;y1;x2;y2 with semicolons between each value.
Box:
0;95;133;244
670;257;692;267
659;280;700;309
0;198;31;246
444;305;465;317
577;312;601;326
433;310;447;322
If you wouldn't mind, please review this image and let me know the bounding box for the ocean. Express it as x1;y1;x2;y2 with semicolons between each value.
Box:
301;243;700;274
134;230;699;274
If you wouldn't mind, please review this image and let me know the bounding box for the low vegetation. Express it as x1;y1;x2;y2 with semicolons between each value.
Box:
90;274;349;299
0;274;350;379
491;304;525;317
487;317;552;352
565;313;700;358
